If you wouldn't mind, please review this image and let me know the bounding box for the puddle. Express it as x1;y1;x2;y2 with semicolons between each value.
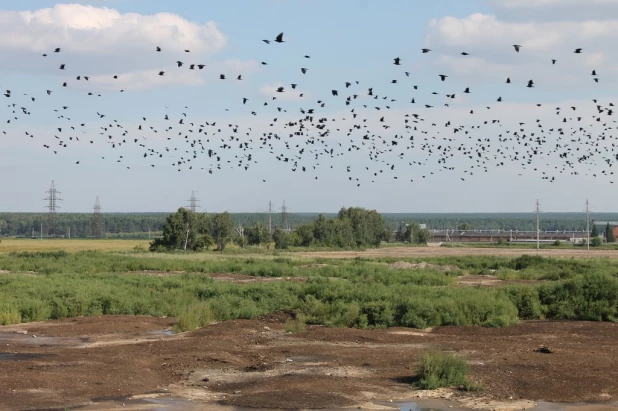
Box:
0;331;89;347
377;399;469;411
149;329;175;336
79;396;207;410
0;352;51;361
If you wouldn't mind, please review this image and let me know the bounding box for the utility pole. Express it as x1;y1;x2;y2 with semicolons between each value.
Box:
586;199;590;251
536;198;541;253
268;201;273;234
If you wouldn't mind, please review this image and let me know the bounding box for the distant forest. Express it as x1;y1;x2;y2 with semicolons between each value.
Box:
1;211;617;238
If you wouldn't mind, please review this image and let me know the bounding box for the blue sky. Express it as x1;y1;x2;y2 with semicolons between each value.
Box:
0;0;617;213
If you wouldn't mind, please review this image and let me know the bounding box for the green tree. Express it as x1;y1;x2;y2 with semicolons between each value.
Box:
149;208;203;251
606;223;616;243
591;236;602;247
592;224;599;237
458;223;472;230
246;221;271;247
210;212;234;251
273;228;290;249
294;223;315;247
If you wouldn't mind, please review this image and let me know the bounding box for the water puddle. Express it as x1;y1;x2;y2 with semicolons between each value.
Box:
377;399;468;411
0;331;88;347
0;352;51;361
149;329;175;336
80;396;206;410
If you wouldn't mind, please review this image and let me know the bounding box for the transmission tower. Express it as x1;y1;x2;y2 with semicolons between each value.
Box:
186;191;200;212
535;199;540;252
43;180;62;237
281;200;289;231
268;201;273;234
586;199;590;251
92;196;102;238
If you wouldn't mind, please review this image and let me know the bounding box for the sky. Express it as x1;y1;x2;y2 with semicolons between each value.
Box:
0;0;617;213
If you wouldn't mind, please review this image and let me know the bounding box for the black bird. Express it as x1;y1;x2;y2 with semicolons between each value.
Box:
262;39;270;44
274;32;285;43
506;77;511;84
54;48;61;53
237;74;242;80
552;59;557;65
59;64;65;70
461;52;469;56
159;71;165;76
220;74;226;80
463;87;470;93
513;44;522;52
301;68;308;74
156;46;161;52
574;48;583;53
421;48;431;53
527;80;534;88
439;74;448;81
394;57;401;65
332;90;338;96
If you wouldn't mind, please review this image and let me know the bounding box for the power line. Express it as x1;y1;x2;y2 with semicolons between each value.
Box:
586;199;590;251
268;201;273;234
92;196;102;238
186;190;200;212
43;180;62;238
281;200;289;231
536;198;541;253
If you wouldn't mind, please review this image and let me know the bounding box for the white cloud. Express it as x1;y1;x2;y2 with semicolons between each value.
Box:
87;68;205;91
2;3;226;54
0;3;227;85
260;83;309;101
487;0;618;21
423;6;618;89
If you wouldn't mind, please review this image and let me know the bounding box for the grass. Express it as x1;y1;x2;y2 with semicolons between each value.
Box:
417;352;482;391
0;238;151;253
0;246;616;330
284;319;307;333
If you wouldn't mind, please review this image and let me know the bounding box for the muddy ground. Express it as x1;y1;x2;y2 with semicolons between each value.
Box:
1;315;617;410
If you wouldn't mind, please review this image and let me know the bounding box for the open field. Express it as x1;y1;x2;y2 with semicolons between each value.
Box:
0;238;151;253
0;243;617;410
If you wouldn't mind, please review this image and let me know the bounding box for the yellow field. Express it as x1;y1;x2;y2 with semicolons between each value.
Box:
0;238;151;253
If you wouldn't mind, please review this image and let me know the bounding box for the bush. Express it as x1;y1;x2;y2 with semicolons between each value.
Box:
284;319;306;333
417;352;480;391
553;240;562;247
591;237;602;247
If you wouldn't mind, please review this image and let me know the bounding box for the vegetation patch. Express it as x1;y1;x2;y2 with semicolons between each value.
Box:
417;351;482;392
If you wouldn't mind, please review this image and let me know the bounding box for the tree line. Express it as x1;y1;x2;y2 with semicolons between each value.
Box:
2;211;616;238
151;207;398;251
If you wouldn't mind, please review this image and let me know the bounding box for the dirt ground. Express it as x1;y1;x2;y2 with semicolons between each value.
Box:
295;247;618;259
1;315;617;410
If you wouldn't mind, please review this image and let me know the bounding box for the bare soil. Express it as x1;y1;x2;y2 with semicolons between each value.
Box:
1;315;617;410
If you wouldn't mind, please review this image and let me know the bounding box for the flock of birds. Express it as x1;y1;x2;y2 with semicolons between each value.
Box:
3;32;617;186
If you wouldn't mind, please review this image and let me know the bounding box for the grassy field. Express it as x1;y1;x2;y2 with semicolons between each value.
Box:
0;242;616;331
0;238;151;253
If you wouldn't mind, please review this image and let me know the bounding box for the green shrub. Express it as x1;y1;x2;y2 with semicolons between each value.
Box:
284;319;306;333
417;352;479;391
591;237;602;247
